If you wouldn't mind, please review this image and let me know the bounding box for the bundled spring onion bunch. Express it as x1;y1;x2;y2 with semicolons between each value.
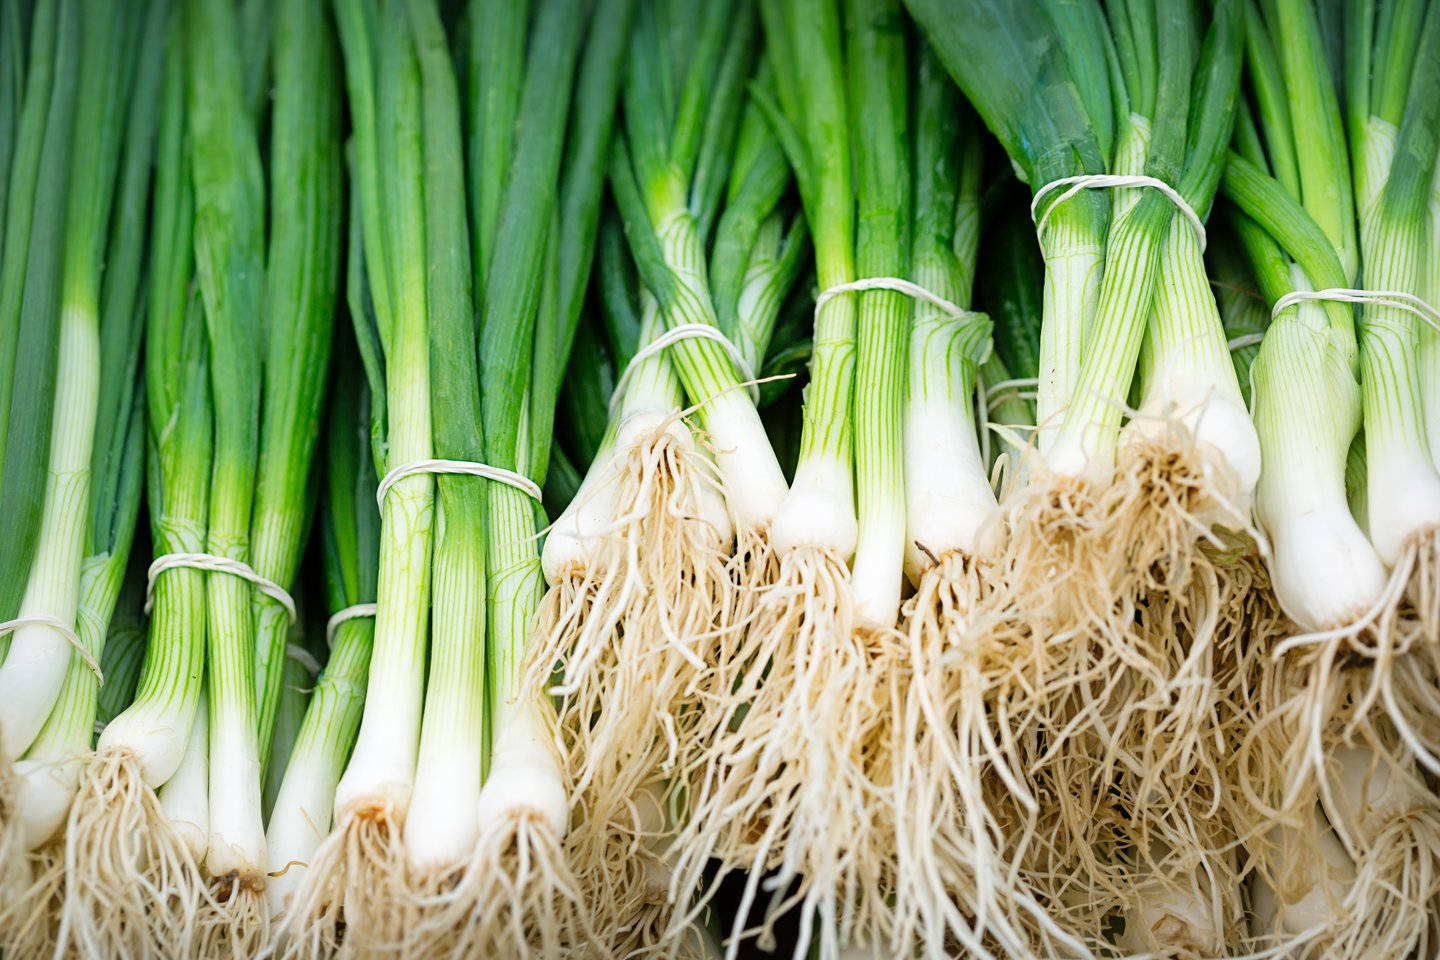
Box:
1220;1;1440;955
280;2;626;956
58;0;340;953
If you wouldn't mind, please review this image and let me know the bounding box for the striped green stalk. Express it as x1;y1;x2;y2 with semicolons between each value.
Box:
331;0;435;825
0;0;25;265
1051;0;1242;478
1221;0;1381;631
187;0;268;884
758;0;858;551
265;260;380;921
610;0;787;536
262;632;316;818
904;0;1111;464
97;7;208;792
846;0;910;628
0;0;71;647
476;0;584;711
902;49;994;579
12;0;158;849
403;0;488;878
251;0;343;769
96;556;148;729
1351;1;1440;570
0;0;125;761
527;0;634;488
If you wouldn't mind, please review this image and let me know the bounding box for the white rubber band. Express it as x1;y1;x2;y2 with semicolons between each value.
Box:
376;459;542;507
0;614;102;685
815;276;974;321
1271;287;1440;332
984;375;1040;406
145;552;297;624
285;643;323;676
1226;332;1264;351
325;602;378;648
1031;174;1207;251
610;323;759;412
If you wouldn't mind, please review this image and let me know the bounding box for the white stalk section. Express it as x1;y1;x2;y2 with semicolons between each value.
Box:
0;301;99;758
159;692;211;867
1421;157;1440;470
1252;282;1386;630
1356;140;1440;564
484;482;566;837
652;206;789;536
13;549;130;850
265;617;373;917
902;284;997;583
404;488;487;875
542;429;619;583
332;273;433;821
1131;213;1261;511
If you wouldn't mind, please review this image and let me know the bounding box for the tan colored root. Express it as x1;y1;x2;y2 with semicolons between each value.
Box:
1238;718;1440;957
525;427;735;856
669;546;899;958
197;874;268;960
564;781;721;960
405;813;596;960
60;750;204;959
893;552;1093;960
0;841;63;959
273;805;408;960
1249;529;1440;812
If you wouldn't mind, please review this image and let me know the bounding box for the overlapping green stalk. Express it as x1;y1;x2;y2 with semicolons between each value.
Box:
265;337;378;920
250;0;343;774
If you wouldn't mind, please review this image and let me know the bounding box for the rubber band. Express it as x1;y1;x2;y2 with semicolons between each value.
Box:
815;276;975;321
610;323;759;411
984;375;1040;406
286;643;322;677
376;459;542;507
1271;287;1440;333
0;614;102;685
1226;333;1264;351
1031;174;1207;251
325;602;378;648
146;552;297;624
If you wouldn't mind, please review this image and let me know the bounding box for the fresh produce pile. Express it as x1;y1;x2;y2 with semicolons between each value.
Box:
1;0;1439;957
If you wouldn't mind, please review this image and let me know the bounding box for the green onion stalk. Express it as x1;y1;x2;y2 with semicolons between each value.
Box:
65;6;210;953
388;0;492;945
275;0;437;950
248;0;343;784
262;625;319;820
184;0;271;944
0;0;95;768
0;1;154;952
0;0;68;677
265;336;378;924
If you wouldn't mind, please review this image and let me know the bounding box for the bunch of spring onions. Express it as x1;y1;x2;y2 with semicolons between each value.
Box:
9;0;1440;957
